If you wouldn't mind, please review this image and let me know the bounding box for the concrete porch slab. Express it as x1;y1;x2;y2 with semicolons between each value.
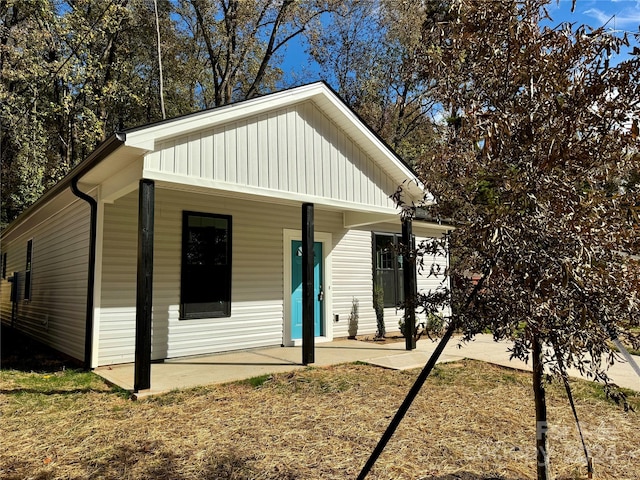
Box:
94;334;640;399
96;339;412;398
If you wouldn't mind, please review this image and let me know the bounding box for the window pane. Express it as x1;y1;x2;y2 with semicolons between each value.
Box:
181;212;231;318
374;233;401;307
376;270;397;306
375;234;395;270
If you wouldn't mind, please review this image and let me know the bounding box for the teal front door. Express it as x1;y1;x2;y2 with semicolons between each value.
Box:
291;240;323;339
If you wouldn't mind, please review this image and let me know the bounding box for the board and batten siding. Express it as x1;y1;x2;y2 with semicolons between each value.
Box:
144;101;400;210
0;191;91;361
97;187;448;365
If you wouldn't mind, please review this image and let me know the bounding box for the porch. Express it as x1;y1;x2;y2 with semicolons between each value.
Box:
95;334;640;399
96;337;462;399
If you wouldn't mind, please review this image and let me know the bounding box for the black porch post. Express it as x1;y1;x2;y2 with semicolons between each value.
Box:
402;218;416;350
134;179;155;392
302;203;315;365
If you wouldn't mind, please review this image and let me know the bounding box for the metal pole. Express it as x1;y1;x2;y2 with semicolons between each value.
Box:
302;203;315;365
358;268;492;479
402;219;416;350
357;321;456;480
134;179;155;392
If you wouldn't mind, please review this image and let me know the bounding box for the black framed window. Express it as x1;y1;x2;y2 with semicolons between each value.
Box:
24;240;33;301
180;212;231;319
1;252;6;279
373;233;411;308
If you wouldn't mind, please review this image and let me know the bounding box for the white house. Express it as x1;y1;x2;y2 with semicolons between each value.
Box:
0;82;449;389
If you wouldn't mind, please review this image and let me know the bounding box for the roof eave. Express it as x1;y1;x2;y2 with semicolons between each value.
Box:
1;133;126;238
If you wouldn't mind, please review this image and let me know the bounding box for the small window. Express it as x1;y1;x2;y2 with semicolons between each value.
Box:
1;252;6;279
180;211;232;319
372;232;414;308
24;240;33;300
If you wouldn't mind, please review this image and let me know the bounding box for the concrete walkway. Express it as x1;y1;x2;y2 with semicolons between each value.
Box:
95;334;640;399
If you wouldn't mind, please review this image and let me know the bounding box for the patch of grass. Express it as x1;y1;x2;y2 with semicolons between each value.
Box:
429;364;458;384
497;371;521;384
145;385;213;405
559;378;640;412
1;368;112;394
257;366;360;395
240;374;272;388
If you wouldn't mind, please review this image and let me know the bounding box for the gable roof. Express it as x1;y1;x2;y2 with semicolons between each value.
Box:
3;82;430;238
121;81;425;196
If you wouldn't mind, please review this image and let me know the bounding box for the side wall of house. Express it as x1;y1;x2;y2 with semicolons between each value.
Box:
97;188;448;365
0;190;91;360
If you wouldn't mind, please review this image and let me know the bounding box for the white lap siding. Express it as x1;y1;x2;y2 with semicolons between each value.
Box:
0;191;91;361
98;188;343;365
97;187;448;365
331;229;376;336
331;228;449;337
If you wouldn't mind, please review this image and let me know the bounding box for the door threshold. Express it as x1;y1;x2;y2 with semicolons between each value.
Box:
289;336;332;347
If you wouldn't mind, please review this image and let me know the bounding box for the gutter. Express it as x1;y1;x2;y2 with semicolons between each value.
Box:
2;133;126;238
66;132;126;369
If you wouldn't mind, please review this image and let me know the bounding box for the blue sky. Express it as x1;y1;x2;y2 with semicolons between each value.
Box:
281;0;640;87
547;0;640;32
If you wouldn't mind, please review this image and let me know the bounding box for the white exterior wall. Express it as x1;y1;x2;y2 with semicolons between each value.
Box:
98;188;332;364
331;228;450;337
1;84;446;367
0;190;91;360
97;188;449;365
331;229;376;336
144;101;400;211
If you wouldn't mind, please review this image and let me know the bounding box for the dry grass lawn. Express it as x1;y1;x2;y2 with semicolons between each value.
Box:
1;344;639;480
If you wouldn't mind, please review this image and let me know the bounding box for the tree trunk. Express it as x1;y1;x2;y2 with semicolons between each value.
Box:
532;334;550;480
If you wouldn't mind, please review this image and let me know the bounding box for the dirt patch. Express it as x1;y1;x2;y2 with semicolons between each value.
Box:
353;331;407;344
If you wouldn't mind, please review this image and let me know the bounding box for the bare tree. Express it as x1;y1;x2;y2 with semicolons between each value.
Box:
308;0;443;163
178;0;336;107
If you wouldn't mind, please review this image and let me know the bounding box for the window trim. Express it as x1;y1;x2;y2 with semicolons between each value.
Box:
372;232;415;308
180;211;232;320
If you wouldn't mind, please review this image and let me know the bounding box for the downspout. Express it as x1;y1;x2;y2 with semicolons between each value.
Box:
64;132;125;369
71;178;97;370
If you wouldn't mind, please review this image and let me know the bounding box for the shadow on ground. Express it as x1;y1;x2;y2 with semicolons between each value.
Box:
0;324;82;372
419;474;515;480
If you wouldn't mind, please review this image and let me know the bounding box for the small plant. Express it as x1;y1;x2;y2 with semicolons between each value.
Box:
348;297;359;339
373;286;385;338
424;312;445;340
242;374;272;388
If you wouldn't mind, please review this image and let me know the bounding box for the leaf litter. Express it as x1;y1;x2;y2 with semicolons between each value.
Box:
1;360;638;479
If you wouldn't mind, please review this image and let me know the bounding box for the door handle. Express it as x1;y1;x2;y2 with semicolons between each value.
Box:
318;285;324;301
